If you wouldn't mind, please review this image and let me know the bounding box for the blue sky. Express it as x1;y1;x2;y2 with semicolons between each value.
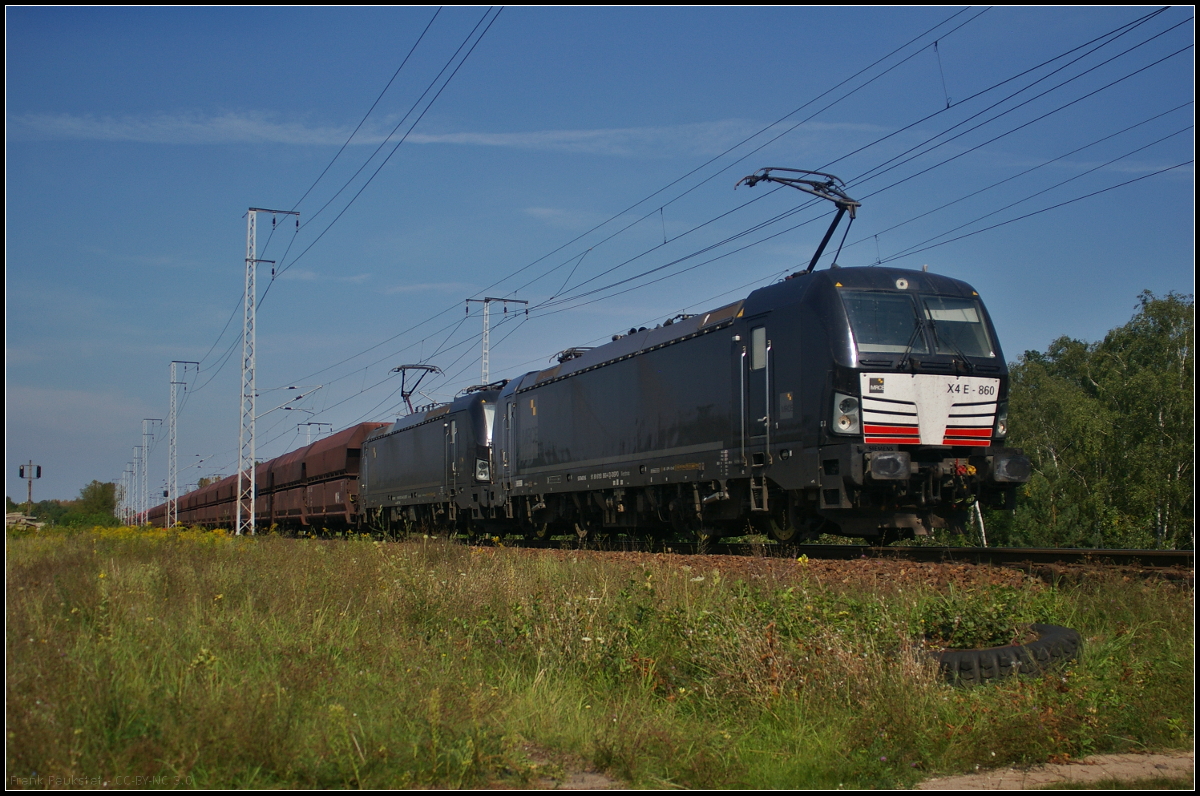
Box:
5;6;1194;503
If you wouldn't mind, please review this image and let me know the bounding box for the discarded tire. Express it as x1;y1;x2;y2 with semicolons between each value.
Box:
934;623;1082;686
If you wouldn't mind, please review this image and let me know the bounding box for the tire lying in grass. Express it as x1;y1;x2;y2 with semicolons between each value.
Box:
934;623;1082;686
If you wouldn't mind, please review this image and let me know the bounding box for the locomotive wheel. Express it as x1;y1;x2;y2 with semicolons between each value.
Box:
763;515;798;543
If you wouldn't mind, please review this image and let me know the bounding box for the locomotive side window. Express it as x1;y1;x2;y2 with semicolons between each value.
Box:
482;403;496;445
750;327;767;370
922;296;995;358
841;291;928;354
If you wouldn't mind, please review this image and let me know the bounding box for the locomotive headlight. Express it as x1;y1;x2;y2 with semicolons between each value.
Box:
475;458;491;481
994;404;1008;439
832;393;860;435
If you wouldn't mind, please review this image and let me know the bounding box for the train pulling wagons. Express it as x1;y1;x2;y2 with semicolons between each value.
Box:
153;170;1031;543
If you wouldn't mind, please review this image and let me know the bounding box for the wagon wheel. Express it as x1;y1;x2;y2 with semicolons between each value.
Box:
754;513;798;543
574;517;610;548
523;521;551;542
749;492;809;543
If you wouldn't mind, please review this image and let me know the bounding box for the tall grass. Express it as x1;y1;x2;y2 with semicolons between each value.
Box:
6;527;1193;788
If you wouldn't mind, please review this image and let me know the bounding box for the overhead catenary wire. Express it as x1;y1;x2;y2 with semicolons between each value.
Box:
530;17;1193;315
271;7;503;283
289;8;443;216
263;7;983;398
846;22;1194;202
834;100;1194;254
880;125;1194;262
875;159;1194;264
179;9;483;398
178;8;1191;472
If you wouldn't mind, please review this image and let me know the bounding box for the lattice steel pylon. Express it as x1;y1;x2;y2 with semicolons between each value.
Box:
466;297;528;385
169;361;198;527
131;447;141;525
237;208;298;536
141;419;161;525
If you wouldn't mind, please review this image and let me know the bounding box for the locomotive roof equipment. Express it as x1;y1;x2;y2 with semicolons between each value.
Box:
736;168;860;274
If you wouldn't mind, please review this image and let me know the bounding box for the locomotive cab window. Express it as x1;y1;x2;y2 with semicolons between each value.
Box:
840;291;928;354
750;326;767;370
482;403;496;445
922;296;995;358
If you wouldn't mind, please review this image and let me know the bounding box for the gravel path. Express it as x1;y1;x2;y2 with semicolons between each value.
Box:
916;750;1193;790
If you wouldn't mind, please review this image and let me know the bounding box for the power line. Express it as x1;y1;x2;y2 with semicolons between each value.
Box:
290;8;443;215
183;9;1191;471
876;159;1193;264
272;7;503;282
259;8;979;396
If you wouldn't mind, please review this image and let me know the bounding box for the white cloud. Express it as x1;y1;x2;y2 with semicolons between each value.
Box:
277;268;321;282
522;206;609;231
12;111;362;145
384;282;472;295
9;110;886;158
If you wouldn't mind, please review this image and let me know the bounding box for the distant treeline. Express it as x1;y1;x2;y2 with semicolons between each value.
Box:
6;480;119;528
986;291;1194;550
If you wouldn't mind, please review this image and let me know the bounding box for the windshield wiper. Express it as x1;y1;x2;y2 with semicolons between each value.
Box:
923;301;975;374
897;318;926;372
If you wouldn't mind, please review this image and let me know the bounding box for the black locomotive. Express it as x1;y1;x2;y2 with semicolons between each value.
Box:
360;264;1031;543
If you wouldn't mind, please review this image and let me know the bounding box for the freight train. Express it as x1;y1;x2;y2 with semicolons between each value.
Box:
153;171;1030;541
154;264;1031;543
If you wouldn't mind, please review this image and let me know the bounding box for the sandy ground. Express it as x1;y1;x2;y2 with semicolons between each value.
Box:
916;749;1194;790
525;749;1195;790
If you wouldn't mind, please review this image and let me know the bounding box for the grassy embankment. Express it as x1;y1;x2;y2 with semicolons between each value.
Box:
6;526;1193;788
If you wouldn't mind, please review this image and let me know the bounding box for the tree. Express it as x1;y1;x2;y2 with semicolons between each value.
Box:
994;292;1194;549
76;481;117;516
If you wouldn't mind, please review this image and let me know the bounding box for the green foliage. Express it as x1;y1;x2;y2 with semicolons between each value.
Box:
5;482;120;528
75;480;116;517
996;292;1194;549
6;533;1192;789
916;586;1036;649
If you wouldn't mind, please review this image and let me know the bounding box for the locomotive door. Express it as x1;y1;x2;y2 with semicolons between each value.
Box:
746;325;771;446
444;419;458;497
503;399;514;481
742;323;772;511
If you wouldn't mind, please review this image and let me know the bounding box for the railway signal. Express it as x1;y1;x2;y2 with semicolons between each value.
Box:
18;461;41;514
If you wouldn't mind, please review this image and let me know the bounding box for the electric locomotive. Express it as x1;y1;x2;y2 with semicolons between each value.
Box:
359;264;1030;543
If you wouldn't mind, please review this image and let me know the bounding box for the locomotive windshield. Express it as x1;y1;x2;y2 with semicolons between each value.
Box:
841;290;995;358
922;296;995;358
841;291;929;354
